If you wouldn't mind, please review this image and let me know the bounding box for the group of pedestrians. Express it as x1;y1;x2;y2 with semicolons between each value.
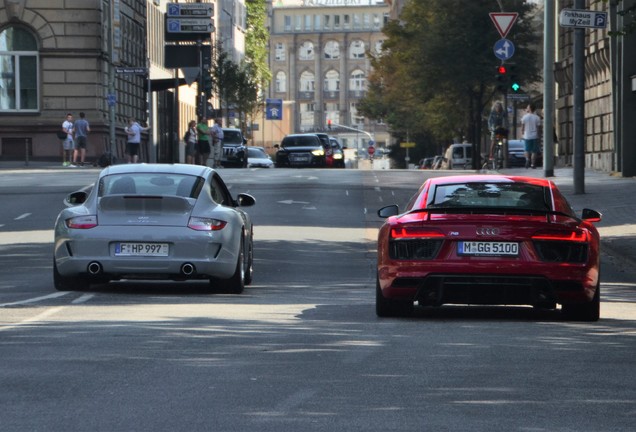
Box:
184;116;224;167
60;112;91;167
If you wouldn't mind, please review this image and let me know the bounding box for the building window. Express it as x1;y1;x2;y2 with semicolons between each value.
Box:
324;15;330;30
299;41;314;61
284;15;291;32
334;15;340;29
0;26;39;111
350;40;365;59
373;14;381;29
300;103;314;130
350;70;366;91
324;41;340;60
343;15;350;29
300;71;315;92
295;15;302;31
314;15;321;30
275;71;287;93
325;103;339;125
304;15;312;31
275;42;286;61
353;14;361;30
324;70;340;92
350;102;364;126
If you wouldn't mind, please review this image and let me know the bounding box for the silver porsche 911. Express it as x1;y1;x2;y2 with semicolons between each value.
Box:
53;163;255;293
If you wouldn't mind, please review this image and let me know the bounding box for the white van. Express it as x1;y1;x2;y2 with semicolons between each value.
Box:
443;143;473;169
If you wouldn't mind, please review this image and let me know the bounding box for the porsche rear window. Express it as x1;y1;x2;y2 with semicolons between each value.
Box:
99;174;203;198
427;182;550;211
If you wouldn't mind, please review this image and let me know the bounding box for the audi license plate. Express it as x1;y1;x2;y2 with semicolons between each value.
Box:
115;242;169;257
458;241;519;256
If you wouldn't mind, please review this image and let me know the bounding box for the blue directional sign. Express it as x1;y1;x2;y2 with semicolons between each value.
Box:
493;38;515;61
266;99;283;120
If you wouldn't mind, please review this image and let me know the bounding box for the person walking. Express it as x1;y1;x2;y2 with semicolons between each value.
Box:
487;101;508;159
210;117;224;168
125;117;150;164
61;113;74;167
196;116;211;166
72;112;90;166
184;120;198;164
520;103;542;169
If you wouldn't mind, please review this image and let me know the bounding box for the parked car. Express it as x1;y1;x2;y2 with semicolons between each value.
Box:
507;139;543;167
443;143;473;169
327;136;346;168
247;146;274;168
275;134;326;167
219;128;248;168
53;163;255;293
376;174;602;321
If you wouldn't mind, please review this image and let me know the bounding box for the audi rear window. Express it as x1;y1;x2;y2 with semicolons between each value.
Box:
427;182;550;211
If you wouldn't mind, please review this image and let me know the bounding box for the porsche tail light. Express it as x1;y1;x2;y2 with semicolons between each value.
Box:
66;215;98;229
532;229;589;263
188;217;227;231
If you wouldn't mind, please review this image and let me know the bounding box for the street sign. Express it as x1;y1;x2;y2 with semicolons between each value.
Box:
107;93;116;107
167;3;213;18
489;12;518;38
493;38;515;61
266;99;283;120
400;142;416;148
559;9;608;29
506;93;530;101
166;18;214;33
115;67;148;75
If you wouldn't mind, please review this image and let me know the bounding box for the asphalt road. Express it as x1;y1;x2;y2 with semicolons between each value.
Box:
1;167;635;431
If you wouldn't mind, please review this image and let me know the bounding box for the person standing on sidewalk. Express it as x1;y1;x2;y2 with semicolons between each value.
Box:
196;116;211;166
72;112;90;166
61;113;74;167
125;117;150;164
210;117;224;168
521;103;542;169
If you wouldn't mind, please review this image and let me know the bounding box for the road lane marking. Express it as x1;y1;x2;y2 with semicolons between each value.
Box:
0;306;66;332
14;213;31;220
0;292;68;308
72;294;95;304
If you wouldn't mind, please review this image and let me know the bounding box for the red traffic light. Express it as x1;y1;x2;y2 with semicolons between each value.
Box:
497;65;507;74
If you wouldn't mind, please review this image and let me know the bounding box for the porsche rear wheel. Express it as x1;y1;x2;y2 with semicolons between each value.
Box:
212;239;245;294
376;276;413;317
244;233;253;286
53;259;89;291
562;284;600;322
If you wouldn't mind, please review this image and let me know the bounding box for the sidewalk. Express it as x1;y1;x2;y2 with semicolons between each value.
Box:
3;160;636;266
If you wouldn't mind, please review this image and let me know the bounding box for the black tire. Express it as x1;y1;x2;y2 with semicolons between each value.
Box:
53;259;89;291
244;233;253;286
376;275;413;317
212;239;245;294
562;284;600;322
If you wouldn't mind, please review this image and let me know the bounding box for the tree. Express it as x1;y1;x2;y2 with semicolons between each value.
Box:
359;0;540;166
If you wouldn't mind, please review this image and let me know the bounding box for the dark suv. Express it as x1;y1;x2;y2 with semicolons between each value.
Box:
275;134;326;168
221;128;248;168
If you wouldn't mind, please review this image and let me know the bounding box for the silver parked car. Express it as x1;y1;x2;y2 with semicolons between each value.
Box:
53;163;255;293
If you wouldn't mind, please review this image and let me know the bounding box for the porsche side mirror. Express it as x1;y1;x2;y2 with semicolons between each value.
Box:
65;191;88;206
236;193;256;208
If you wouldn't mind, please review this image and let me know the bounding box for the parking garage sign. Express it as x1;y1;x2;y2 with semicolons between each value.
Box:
266;99;283;120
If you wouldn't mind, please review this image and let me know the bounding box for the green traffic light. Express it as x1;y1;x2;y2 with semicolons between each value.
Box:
511;82;520;92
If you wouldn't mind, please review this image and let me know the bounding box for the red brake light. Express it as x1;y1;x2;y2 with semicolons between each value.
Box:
188;217;227;231
532;229;588;242
66;215;98;229
391;226;444;239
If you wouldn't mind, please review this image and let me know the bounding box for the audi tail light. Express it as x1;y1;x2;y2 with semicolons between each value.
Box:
391;226;444;239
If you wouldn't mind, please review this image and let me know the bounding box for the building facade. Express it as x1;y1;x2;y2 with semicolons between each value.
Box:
266;0;389;151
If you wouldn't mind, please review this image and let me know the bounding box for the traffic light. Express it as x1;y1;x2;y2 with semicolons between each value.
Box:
327;119;332;130
202;72;213;97
508;64;520;93
511;82;521;92
495;64;508;93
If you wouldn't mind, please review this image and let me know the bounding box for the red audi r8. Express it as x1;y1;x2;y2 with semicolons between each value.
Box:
376;175;602;321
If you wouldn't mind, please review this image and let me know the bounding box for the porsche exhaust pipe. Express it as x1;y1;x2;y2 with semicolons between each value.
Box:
181;263;195;276
87;261;102;275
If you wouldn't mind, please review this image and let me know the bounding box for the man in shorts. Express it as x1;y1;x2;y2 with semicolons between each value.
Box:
72;112;90;166
61;113;74;167
520;103;542;169
125;117;150;163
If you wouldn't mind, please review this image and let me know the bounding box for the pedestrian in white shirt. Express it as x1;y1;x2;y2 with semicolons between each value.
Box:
520;103;542;169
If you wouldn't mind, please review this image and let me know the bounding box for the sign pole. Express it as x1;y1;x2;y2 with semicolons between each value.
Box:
543;0;555;177
573;0;585;194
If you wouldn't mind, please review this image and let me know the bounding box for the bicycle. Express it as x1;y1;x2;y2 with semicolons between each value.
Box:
482;132;506;171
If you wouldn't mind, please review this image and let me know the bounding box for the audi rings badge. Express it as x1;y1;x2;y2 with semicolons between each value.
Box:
476;227;500;236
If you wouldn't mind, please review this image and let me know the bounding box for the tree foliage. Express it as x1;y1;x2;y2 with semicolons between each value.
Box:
359;0;541;161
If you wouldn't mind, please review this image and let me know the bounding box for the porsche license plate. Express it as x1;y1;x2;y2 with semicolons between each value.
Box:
115;242;169;256
458;241;519;256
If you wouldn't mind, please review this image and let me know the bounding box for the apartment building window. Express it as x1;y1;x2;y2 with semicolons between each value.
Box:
304;15;312;31
295;16;302;31
300;71;315;92
334;15;340;29
350;40;365;59
373;14;381;29
0;26;39;111
324;41;340;60
374;40;384;54
284;15;292;32
300;103;314;130
353;14;361;30
364;13;371;29
324;103;340;125
275;42;286;61
324;70;340;92
275;71;287;93
350;102;364;126
350;70;366;91
343;15;350;29
299;41;314;61
324;15;331;30
314;15;321;30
